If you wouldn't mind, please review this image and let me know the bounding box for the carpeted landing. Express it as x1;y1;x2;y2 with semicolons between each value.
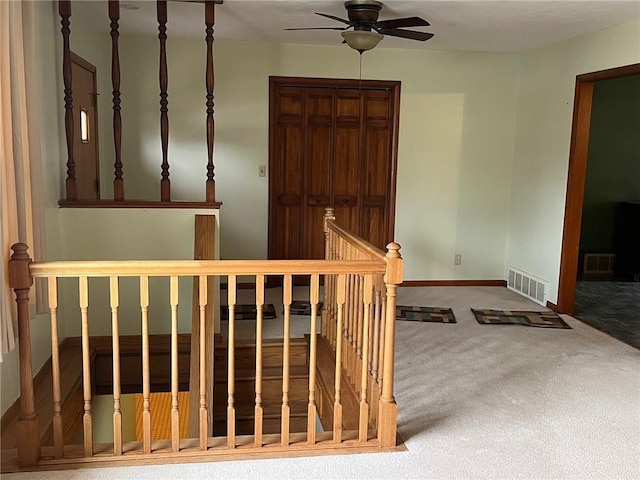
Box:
8;286;639;480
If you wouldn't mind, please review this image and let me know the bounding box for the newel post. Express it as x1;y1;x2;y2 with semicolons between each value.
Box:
378;242;403;447
9;243;40;467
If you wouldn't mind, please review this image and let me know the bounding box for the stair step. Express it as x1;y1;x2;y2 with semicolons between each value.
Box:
213;416;309;436
1;340;84;449
215;338;309;370
213;400;308;420
215;365;309;382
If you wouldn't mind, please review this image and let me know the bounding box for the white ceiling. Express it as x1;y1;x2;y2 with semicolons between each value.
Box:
73;0;640;53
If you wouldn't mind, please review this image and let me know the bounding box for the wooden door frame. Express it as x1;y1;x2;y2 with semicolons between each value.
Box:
70;51;101;199
556;63;640;313
267;76;401;261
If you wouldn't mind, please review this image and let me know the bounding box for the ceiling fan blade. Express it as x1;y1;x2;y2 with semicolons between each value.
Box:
285;27;349;31
375;16;430;29
315;12;352;25
378;28;434;42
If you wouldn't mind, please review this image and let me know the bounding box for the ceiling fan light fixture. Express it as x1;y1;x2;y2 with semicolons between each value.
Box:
341;30;383;53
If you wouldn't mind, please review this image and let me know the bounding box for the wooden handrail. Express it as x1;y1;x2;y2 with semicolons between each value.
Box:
29;260;385;277
324;216;385;261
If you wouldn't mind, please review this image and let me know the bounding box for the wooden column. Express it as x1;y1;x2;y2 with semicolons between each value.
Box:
9;244;40;467
189;216;215;438
157;0;170;201
59;0;76;201
377;242;402;447
109;1;124;200
204;0;216;202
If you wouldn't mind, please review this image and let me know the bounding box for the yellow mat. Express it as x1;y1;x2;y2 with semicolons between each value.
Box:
135;392;190;440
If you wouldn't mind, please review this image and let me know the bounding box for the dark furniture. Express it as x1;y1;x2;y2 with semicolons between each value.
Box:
613;202;640;281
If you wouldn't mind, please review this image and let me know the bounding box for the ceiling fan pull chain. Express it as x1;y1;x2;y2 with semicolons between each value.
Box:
359;53;363;92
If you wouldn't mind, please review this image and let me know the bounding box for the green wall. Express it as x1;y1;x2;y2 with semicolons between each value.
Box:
580;74;640;256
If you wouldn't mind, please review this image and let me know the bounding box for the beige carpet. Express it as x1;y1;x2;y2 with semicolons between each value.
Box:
4;287;639;479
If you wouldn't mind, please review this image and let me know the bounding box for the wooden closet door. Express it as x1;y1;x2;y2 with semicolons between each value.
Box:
270;86;305;259
269;77;400;262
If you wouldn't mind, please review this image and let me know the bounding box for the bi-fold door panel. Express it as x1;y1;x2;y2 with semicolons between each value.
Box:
333;89;362;237
272;87;305;260
360;90;392;250
304;89;334;260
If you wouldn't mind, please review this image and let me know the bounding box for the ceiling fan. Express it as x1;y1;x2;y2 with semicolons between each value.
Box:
285;0;434;53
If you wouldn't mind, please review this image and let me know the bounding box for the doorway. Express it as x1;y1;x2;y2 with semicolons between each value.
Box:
71;52;100;199
268;76;400;262
558;63;640;312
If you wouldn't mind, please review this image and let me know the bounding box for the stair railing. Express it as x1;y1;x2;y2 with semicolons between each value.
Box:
7;214;402;469
322;208;403;447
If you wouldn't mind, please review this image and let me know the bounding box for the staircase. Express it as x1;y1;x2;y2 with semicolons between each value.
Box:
213;338;311;436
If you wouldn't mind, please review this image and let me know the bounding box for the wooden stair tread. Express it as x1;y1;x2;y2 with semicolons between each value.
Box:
215;365;309;383
213;401;309;420
1;341;84;449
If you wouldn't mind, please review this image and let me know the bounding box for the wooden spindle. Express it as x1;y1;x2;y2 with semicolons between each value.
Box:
377;294;386;386
140;275;151;453
47;277;64;459
354;274;364;392
226;274;236;448
198;275;208;450
254;274;265;447
79;277;93;457
333;274;346;443
109;1;124;200
322;209;335;340
344;274;352;372
359;275;373;442
378;243;403;447
59;0;76;201
204;0;216;202
170;276;180;452
157;0;170;201
370;287;382;425
307;274;319;445
109;276;123;455
281;274;292;446
9;244;40;467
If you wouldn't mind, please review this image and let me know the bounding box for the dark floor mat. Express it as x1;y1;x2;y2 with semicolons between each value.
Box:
287;301;323;315
472;308;570;329
396;306;456;323
220;304;277;321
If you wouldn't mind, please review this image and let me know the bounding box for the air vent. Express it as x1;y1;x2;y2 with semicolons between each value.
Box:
507;267;548;306
583;253;615;277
